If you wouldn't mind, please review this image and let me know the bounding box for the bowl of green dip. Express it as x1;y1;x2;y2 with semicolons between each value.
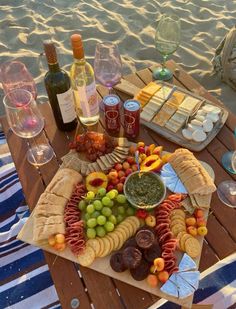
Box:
123;171;166;210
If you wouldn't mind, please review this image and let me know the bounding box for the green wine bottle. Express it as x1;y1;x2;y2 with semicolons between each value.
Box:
43;40;77;131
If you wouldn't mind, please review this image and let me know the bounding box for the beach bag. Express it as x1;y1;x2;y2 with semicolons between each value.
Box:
212;25;236;91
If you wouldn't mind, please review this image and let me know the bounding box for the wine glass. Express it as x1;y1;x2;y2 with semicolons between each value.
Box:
217;180;236;208
3;89;54;166
153;14;181;81
94;42;122;94
0;60;37;99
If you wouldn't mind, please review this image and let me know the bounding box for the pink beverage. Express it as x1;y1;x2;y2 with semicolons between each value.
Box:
124;99;140;138
0;61;37;99
103;94;120;133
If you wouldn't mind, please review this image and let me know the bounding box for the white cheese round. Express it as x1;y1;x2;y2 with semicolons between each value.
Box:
206;112;219;123
182;128;193;140
188;123;203;132
195;115;205;122
191;119;203;126
192;129;207;142
203;119;213;132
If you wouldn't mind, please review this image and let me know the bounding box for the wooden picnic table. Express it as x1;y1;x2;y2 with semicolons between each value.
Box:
1;60;236;309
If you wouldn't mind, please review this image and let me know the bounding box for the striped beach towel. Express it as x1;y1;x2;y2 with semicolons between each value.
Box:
0;151;61;309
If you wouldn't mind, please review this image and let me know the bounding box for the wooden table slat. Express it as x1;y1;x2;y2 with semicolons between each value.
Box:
79;267;125;309
113;280;158;309
206;215;236;259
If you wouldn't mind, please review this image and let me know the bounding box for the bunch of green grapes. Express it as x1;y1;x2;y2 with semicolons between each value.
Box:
78;188;136;239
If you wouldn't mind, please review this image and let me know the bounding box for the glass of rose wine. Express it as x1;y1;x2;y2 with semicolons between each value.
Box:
94;42;122;94
0;60;37;99
3;89;54;166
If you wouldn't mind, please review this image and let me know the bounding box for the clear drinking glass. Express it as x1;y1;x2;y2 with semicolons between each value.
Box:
3;89;54;166
0;60;37;99
153;14;181;81
94;42;122;93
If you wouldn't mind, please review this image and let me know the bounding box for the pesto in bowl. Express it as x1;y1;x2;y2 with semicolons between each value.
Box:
124;171;166;209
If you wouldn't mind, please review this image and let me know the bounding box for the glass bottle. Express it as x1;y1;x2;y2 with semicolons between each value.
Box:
70;34;99;126
44;40;77;131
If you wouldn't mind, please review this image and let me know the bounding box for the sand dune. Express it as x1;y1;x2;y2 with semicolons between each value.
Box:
0;0;236;114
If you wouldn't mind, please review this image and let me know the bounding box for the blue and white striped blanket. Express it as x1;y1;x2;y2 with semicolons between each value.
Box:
0;144;61;308
0;131;236;309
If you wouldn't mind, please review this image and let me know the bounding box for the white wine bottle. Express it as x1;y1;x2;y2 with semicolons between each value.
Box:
70;34;99;126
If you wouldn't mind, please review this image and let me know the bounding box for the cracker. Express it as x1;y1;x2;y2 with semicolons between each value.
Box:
170;209;185;218
105;235;115;254
105;154;116;165
171;223;186;236
99;237;111;257
125;216;140;228
97;237;105;257
108;232;120;251
170;219;185;229
180;233;192;251
114;230;126;249
96;158;107;171
185;237;201;258
122;221;135;237
100;156;112;169
116;225;130;239
171;214;186;222
86;238;101;257
77;246;95;266
115;226;128;241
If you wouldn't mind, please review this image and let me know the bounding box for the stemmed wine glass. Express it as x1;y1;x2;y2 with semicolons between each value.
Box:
153;14;181;81
3;89;54;166
0;60;37;99
217;150;236;208
94;42;122;94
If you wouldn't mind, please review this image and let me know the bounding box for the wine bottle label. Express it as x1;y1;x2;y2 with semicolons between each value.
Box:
77;81;99;117
57;88;76;123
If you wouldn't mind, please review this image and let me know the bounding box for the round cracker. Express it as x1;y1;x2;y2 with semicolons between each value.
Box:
171;215;186;222
100;237;111;257
170;219;185;228
126;216;140;229
106;235;115;254
120;221;134;237
108;232;120;251
113;230;126;249
171;223;186;237
170;209;185;218
185;237;201;258
86;238;100;257
124;218;139;233
180;233;192;251
77;246;95;266
116;225;129;240
97;237;105;257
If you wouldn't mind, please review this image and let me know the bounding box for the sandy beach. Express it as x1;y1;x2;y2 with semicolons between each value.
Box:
0;0;236;114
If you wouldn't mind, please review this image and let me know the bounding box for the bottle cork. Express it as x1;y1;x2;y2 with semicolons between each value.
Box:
43;40;57;64
71;34;84;59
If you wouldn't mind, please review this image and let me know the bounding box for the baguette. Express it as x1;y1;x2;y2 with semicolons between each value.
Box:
33;168;82;241
169;148;216;196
